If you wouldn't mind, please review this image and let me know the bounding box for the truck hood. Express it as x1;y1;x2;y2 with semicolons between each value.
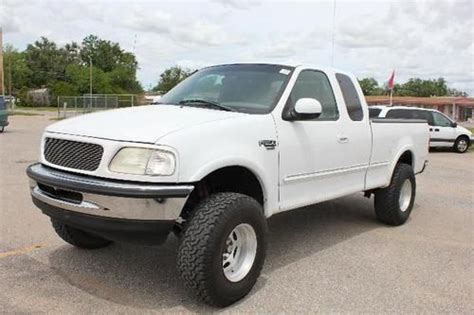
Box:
46;105;243;143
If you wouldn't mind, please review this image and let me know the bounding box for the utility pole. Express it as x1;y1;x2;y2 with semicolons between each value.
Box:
8;50;12;97
0;27;4;96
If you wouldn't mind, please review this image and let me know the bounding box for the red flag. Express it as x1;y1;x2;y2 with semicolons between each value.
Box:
388;70;395;90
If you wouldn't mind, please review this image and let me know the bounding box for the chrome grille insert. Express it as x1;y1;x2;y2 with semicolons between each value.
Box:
44;138;103;171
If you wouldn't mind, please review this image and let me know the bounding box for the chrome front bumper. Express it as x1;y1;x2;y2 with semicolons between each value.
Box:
27;163;194;221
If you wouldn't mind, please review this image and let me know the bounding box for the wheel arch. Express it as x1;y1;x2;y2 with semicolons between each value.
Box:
396;149;414;168
386;147;415;186
456;134;470;142
180;164;268;220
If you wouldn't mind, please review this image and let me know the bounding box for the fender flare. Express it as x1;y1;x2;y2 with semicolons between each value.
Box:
189;156;270;210
388;146;415;180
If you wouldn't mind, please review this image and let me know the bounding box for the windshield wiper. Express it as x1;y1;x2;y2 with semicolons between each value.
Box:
178;99;235;112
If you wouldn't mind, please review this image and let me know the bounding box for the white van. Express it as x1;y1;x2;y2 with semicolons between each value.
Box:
370;106;472;153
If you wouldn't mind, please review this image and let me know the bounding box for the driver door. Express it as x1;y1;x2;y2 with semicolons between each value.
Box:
275;70;346;211
430;111;456;147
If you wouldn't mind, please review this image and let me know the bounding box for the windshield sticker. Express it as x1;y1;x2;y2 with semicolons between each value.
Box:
279;69;291;75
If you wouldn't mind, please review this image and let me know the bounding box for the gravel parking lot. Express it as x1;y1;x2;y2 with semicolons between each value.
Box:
1;114;473;313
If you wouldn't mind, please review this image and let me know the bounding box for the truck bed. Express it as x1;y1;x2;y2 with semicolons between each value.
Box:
366;119;429;190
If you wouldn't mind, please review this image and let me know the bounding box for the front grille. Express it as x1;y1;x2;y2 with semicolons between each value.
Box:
44;138;103;171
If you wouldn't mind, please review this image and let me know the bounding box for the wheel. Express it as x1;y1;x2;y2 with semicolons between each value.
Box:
374;163;416;226
0;126;4;133
177;192;267;307
454;136;469;153
51;219;112;249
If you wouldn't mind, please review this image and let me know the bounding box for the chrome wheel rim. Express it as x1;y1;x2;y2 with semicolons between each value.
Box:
222;223;257;282
399;179;412;212
457;140;468;152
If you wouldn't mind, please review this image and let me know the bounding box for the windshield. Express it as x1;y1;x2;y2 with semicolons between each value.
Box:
159;64;294;114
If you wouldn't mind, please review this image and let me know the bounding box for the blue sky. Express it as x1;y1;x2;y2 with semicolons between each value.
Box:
1;0;473;94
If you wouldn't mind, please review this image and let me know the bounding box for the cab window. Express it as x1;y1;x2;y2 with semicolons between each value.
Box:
432;112;452;127
369;108;381;118
288;70;339;120
336;73;364;121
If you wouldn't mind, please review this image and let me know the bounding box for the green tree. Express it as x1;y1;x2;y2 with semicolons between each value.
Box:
2;45;33;94
62;42;82;65
51;81;78;96
107;65;142;93
65;64;114;95
396;78;448;97
153;66;193;93
80;35;138;72
80;35;142;93
16;35;143;104
358;77;383;96
25;37;68;87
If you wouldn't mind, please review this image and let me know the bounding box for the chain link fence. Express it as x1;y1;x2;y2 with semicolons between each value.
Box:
57;94;138;118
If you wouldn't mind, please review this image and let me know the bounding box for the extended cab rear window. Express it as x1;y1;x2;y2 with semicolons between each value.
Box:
369;108;381;118
336;73;364;121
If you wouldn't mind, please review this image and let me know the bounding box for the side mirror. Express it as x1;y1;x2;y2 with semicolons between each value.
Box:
286;98;322;121
451;122;457;128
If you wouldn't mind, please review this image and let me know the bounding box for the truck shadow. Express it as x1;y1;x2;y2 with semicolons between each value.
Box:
47;194;379;312
264;195;378;273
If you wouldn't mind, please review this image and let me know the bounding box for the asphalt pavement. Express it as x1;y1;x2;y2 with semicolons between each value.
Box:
0;114;472;313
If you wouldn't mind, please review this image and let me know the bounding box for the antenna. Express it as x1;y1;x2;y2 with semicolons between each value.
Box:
132;34;137;54
331;0;337;66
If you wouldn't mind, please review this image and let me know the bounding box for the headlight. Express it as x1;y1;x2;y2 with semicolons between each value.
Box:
109;147;175;176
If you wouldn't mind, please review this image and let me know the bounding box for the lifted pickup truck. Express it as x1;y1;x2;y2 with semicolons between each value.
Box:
27;64;429;306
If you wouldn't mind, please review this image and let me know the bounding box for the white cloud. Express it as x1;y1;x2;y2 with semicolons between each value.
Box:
120;5;246;47
1;0;473;94
333;0;473;92
211;0;261;10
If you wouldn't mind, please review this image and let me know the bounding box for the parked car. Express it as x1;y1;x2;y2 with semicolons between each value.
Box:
370;106;472;153
0;96;9;133
27;64;429;306
4;95;17;106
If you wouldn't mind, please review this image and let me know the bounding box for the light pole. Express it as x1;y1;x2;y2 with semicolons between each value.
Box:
89;55;92;110
0;27;4;97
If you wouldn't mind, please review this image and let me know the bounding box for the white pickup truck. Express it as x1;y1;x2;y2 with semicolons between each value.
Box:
27;64;429;306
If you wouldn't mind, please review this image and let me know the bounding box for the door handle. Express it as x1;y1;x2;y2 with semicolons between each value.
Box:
434;128;439;132
338;135;349;143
